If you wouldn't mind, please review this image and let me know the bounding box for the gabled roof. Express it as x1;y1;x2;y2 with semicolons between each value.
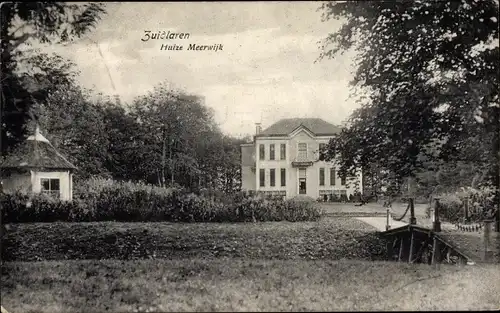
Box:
0;127;77;171
258;118;341;137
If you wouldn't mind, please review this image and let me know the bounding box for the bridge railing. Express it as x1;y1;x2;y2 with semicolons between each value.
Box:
383;198;496;265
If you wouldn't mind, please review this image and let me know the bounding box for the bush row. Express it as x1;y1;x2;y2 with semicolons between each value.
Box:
1;179;323;223
316;193;363;203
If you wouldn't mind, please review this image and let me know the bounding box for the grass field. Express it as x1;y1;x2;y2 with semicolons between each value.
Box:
2;259;499;312
2;213;499;312
2;218;385;261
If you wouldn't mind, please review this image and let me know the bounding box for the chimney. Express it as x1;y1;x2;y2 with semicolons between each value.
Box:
255;123;262;135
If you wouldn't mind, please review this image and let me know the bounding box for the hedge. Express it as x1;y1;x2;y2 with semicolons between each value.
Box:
1;179;322;223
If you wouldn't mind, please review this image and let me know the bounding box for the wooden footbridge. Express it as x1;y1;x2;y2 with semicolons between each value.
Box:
379;199;499;266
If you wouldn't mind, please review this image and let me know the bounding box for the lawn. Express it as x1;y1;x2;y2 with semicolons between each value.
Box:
2;216;498;312
2;217;386;261
319;201;429;218
319;202;387;216
2;259;499;312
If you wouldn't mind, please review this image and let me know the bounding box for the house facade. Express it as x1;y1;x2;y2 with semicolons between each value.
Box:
241;118;362;199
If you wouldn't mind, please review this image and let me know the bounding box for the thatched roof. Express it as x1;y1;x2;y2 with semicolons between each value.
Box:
0;127;76;171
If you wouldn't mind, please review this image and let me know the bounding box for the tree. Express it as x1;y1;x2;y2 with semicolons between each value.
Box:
130;83;216;187
1;2;106;154
125;82;245;191
220;136;245;193
200;133;245;193
101;97;145;182
29;76;245;191
32;84;110;180
320;0;499;229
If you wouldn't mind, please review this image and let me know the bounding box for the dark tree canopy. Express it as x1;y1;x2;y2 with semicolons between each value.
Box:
320;0;499;181
31;80;245;191
1;2;106;154
320;0;499;227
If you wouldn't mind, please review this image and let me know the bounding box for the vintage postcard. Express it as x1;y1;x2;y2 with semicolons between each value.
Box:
1;1;499;312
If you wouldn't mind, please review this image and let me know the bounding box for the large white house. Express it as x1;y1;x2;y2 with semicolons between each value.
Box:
241;118;362;199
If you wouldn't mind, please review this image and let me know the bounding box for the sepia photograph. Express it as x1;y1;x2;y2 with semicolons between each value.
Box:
0;1;499;312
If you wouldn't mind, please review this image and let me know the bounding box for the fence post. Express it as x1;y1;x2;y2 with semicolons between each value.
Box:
432;236;441;269
432;198;441;232
463;198;469;224
386;208;391;231
409;197;417;225
483;219;493;262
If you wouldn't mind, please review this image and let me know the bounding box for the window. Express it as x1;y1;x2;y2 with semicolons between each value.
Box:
280;144;286;160
259;169;265;187
259;144;265;160
41;178;60;199
270;169;276;187
270;144;275;160
341;175;346;186
280;168;286;186
298;143;307;159
319;168;325;186
330;168;336;186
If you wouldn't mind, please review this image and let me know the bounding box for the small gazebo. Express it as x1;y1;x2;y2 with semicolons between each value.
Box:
0;127;77;201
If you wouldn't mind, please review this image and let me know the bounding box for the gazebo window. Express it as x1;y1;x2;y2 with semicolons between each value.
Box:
41;178;60;199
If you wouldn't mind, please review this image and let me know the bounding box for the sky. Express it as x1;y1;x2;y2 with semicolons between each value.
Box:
36;2;360;138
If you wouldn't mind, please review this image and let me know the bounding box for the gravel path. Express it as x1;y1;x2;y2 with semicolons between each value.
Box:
355;217;408;232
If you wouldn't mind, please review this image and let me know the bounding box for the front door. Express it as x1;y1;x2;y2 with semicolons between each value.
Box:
299;178;306;194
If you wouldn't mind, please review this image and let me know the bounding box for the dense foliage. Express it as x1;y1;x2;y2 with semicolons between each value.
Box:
1;179;322;223
320;0;499;226
32;83;245;191
1;2;106;153
434;186;496;223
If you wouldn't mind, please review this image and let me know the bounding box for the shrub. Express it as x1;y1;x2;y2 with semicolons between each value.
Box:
436;193;463;222
435;186;496;223
456;186;496;219
1;179;323;223
0;192;84;223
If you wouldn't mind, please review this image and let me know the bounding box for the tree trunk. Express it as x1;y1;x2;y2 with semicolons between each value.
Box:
161;128;167;187
169;138;174;186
